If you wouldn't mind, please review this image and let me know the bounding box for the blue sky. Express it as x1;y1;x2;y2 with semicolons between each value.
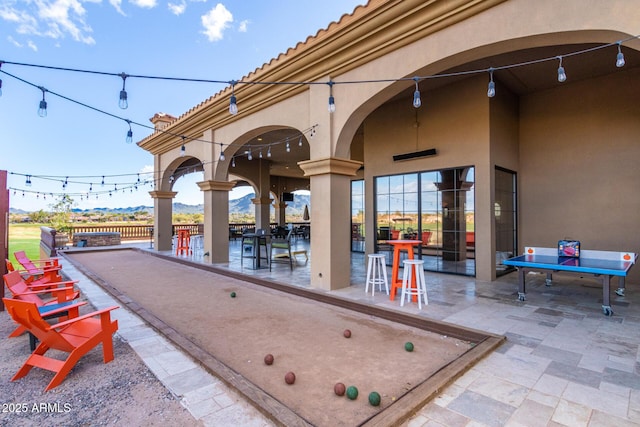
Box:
0;0;364;211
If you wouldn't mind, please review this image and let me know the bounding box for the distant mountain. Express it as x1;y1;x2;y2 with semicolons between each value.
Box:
10;193;310;215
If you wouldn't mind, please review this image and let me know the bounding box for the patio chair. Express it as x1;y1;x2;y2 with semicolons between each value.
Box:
3;270;85;347
6;259;62;286
13;250;62;281
2;298;119;392
270;229;294;271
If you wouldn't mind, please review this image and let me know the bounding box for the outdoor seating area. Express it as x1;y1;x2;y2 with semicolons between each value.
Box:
2;251;120;391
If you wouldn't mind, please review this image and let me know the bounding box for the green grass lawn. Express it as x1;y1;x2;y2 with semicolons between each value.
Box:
7;223;43;266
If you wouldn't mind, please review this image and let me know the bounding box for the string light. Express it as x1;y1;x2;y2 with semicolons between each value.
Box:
247;150;252;161
125;120;133;144
229;80;238;115
37;86;47;117
259;150;263;158
25;175;31;186
412;76;421;108
487;68;496;98
327;81;336;113
219;143;226;161
616;42;626;67
298;136;303;147
231;157;236;167
180;136;186;157
119;73;128;109
267;146;272;157
557;56;567;82
0;62;2;97
285;138;290;153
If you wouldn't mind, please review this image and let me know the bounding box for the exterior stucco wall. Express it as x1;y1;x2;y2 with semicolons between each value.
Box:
519;68;640;282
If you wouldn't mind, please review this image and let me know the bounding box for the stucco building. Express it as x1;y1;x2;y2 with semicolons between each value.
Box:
138;0;640;289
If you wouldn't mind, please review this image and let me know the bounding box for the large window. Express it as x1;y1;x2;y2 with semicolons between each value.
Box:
374;167;475;276
351;180;365;252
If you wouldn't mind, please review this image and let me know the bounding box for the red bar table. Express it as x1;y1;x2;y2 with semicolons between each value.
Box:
388;240;420;301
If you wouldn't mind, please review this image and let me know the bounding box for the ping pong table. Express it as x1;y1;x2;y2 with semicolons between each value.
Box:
502;247;637;316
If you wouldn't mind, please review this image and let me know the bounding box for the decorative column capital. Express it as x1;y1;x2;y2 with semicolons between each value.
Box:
196;180;236;192
252;197;274;205
149;191;178;199
298;157;362;177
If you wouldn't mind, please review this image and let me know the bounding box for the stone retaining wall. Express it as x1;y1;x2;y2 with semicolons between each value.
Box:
73;232;121;247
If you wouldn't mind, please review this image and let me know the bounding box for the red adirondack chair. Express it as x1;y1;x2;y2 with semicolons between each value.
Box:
13;251;63;282
3;270;82;339
6;259;62;286
3;298;119;392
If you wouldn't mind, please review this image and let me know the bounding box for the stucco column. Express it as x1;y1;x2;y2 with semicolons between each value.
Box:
149;191;177;251
273;200;287;225
299;157;362;290
198;180;235;263
252;196;273;231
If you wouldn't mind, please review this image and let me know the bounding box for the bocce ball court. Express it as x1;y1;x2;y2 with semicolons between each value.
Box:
63;248;504;427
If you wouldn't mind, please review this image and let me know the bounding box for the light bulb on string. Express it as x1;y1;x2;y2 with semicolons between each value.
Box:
327;81;336;113
259;150;263;158
180;137;186;157
286;139;290;152
119;73;128;109
412;77;422;108
487;68;496;98
616;42;626;68
557;56;567;82
267;146;272;158
25;175;32;186
219;143;226;162
231;157;236;167
229;80;238;115
247;150;253;161
125;120;133;144
38;87;48;117
298;136;303;147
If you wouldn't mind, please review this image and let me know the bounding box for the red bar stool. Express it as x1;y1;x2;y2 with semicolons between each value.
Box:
176;229;191;255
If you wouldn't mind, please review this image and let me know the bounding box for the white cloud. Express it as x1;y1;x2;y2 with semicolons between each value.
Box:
0;0;96;45
238;19;248;32
201;3;232;42
27;40;38;51
129;0;157;8
7;35;22;47
109;0;125;16
168;0;186;16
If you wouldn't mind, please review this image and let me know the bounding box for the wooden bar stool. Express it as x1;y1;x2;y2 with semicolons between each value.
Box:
400;259;428;309
365;254;388;296
175;229;191;255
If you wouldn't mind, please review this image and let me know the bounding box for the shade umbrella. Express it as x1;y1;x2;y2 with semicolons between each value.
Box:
303;204;310;221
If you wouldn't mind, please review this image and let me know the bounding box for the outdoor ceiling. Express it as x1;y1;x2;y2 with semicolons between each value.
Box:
239;44;638;180
394;43;639;101
238;128;310;179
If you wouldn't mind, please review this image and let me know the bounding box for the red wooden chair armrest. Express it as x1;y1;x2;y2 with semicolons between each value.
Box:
51;306;119;329
12;286;75;298
29;280;78;289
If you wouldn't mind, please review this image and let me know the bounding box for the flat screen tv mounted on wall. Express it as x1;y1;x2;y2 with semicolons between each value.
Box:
282;192;294;202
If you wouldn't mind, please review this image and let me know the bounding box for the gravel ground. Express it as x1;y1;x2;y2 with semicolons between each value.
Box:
0;302;202;427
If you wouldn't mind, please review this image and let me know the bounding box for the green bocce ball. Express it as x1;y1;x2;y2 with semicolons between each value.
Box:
230;292;236;298
368;391;381;406
346;386;359;400
404;342;414;352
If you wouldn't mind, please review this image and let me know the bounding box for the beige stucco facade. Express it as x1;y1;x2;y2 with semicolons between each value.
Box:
139;0;640;287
